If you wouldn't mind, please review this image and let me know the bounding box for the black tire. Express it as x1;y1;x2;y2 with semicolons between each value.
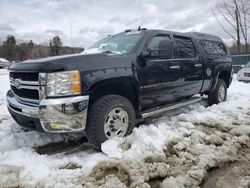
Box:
208;79;227;105
86;95;136;150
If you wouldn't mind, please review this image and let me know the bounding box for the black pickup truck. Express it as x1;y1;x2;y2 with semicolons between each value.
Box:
7;28;233;149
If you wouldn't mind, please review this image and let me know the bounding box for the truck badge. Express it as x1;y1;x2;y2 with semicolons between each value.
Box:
10;78;21;89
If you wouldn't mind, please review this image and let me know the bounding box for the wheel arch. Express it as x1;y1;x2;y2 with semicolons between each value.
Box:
87;77;140;112
211;70;232;92
217;70;231;88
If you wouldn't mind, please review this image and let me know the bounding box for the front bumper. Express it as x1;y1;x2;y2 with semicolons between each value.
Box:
6;90;89;133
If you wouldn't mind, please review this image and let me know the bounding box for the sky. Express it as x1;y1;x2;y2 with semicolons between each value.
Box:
0;0;233;48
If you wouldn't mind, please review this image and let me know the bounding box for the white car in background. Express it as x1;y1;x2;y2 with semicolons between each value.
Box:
237;62;250;82
0;58;11;68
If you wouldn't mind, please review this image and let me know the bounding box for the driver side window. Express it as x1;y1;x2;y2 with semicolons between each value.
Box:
147;35;173;59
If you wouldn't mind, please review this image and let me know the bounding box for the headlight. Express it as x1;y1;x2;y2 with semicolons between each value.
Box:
237;71;245;79
46;70;81;97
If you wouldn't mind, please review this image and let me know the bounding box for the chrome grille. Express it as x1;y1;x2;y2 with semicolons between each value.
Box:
11;86;39;100
9;72;45;101
244;73;250;77
9;72;39;81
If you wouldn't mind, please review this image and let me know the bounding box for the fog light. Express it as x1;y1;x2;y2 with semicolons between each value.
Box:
49;123;62;130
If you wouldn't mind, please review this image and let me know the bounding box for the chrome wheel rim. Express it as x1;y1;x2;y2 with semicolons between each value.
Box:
218;85;226;102
104;107;129;139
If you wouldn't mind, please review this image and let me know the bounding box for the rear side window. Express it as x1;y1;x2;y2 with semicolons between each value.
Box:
201;40;227;55
174;36;196;58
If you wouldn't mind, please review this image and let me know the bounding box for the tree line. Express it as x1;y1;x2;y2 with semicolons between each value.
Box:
0;35;84;62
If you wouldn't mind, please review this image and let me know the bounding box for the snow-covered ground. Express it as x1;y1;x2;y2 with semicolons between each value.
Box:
0;69;249;188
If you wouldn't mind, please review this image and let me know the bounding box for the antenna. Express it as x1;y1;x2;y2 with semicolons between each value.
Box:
70;22;73;53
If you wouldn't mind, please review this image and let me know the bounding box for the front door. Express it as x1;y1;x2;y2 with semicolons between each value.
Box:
139;34;183;109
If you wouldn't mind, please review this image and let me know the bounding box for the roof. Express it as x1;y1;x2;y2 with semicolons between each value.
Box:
186;32;223;42
122;28;223;42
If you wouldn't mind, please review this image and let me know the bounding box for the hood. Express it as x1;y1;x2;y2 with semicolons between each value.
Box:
8;53;133;72
238;67;250;73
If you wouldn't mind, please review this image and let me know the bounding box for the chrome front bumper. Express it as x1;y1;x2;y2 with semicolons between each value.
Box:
6;90;89;133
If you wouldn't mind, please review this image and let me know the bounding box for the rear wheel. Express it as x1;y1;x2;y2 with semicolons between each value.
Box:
86;95;136;150
208;79;227;105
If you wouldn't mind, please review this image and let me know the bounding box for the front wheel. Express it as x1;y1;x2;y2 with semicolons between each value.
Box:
86;95;136;150
208;79;227;105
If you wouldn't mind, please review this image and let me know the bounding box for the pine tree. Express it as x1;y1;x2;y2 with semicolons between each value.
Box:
49;36;63;56
3;35;16;61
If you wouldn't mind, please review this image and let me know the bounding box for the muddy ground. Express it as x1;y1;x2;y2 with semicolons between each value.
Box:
202;147;250;188
77;105;250;188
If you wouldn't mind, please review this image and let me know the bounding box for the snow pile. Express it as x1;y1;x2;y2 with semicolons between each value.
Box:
0;69;249;187
0;70;107;187
0;58;9;63
91;79;250;187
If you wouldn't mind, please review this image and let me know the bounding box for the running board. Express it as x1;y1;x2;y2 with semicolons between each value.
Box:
141;97;201;119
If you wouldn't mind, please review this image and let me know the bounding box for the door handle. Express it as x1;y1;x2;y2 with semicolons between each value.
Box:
170;65;180;70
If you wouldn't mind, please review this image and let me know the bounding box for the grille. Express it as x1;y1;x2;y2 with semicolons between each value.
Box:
11;86;39;100
244;73;250;77
10;72;39;81
10;72;40;100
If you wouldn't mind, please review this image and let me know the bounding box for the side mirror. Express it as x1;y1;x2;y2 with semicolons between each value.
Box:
141;49;151;57
142;40;173;59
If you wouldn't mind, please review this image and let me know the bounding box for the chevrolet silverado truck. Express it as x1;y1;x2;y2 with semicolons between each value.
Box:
7;28;233;149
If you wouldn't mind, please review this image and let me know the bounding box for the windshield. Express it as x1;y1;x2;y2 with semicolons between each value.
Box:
85;31;145;55
246;62;250;68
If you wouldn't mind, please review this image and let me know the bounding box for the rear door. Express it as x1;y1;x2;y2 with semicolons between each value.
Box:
140;34;183;108
173;35;203;97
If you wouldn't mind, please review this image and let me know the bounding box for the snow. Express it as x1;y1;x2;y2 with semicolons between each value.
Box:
0;58;9;63
0;69;249;187
81;48;103;54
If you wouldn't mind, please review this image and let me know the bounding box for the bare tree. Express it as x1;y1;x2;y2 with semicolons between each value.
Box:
213;0;240;53
238;0;250;53
213;0;250;54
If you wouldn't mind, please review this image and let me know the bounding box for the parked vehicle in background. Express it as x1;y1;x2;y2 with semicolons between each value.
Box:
6;28;233;150
237;62;250;83
0;58;11;68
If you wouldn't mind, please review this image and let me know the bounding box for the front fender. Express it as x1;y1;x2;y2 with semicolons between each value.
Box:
83;67;136;89
83;69;141;111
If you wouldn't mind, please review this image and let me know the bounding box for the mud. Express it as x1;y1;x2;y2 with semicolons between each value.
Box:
202;147;250;188
35;137;88;155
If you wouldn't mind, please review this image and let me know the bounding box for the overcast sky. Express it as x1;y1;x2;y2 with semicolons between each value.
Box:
0;0;232;48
